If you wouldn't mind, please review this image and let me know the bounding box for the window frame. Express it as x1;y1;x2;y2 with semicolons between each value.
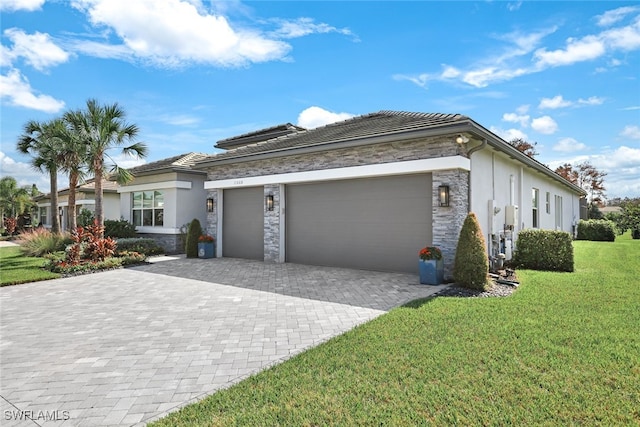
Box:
532;188;540;228
131;190;164;227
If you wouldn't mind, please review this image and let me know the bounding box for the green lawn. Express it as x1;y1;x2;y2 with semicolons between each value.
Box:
0;246;60;286
152;233;640;426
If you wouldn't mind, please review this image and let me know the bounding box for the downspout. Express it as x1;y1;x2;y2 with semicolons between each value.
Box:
466;139;487;213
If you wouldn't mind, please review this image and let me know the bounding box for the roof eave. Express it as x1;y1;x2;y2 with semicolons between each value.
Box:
194;121;473;169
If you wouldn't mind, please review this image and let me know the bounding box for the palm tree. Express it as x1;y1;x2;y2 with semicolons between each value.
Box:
17;119;64;233
68;99;147;231
0;176;31;219
58;113;89;231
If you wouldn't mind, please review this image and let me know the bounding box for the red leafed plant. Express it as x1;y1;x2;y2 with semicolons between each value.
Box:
65;220;116;264
419;246;443;261
198;234;214;243
3;217;17;236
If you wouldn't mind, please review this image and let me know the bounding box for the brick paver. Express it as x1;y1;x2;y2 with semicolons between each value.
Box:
0;259;444;426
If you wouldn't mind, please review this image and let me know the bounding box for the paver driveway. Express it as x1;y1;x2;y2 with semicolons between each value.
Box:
0;258;444;426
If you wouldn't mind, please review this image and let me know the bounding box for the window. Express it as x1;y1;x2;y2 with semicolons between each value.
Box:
39;207;47;225
132;191;164;227
545;192;551;214
532;188;539;228
555;195;563;230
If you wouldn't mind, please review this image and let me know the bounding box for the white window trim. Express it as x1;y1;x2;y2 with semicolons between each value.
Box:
205;156;470;189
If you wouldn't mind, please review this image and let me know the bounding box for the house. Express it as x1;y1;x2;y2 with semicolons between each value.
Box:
34;178;120;231
117;152;209;253
192;111;587;279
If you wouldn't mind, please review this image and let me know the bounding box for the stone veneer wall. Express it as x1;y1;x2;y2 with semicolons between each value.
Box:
431;169;469;280
263;184;281;262
138;233;183;254
206;136;469;271
207;137;462;180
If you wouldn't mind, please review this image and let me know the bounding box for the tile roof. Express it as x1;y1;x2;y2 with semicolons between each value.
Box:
197;111;468;164
215;123;306;150
127;152;208;175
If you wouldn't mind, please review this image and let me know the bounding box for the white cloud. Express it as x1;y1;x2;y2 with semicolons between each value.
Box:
553;137;587;152
515;104;530;114
392;73;430;89
596;6;640;27
270;17;357;41
398;7;640;89
620;125;640;140
539;95;572;109
0;151;56;190
3;28;70;71
0;0;44;12
297;106;354;129
577;96;605;106
489;126;528;142
531;116;558;134
539;95;604;109
502;112;530;127
70;0;292;67
0;68;65;113
535;35;606;67
507;2;522;12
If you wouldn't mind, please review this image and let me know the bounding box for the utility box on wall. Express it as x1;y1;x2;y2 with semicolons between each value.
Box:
505;205;519;227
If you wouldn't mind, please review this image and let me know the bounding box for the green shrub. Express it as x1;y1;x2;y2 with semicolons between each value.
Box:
115;238;164;256
185;218;203;258
19;228;72;257
47;257;122;274
513;229;574;272
118;251;147;265
453;212;490;290
78;208;95;227
633;228;640;240
104;219;137;238
576;219;616;241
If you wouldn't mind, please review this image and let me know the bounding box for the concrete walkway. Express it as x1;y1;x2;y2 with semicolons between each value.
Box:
0;259;444;426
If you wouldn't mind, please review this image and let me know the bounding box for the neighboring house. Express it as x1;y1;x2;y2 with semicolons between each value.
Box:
193;111;587;279
117;152;208;253
34;178;120;231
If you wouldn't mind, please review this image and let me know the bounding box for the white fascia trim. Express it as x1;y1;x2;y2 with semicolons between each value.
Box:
38;200;96;208
118;181;192;193
205;156;470;189
136;226;181;235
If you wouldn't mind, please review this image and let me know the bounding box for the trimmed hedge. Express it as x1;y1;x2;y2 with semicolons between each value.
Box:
576;219;616;242
115;238;164;256
104;219;137;238
513;229;574;272
453;212;491;290
185;218;203;258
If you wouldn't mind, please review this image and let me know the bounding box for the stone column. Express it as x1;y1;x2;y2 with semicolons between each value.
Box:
432;169;469;280
264;184;282;262
205;189;218;254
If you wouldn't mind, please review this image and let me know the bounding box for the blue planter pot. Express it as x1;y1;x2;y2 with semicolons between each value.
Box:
419;259;444;285
198;242;215;259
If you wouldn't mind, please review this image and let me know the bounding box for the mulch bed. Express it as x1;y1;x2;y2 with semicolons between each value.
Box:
435;269;519;298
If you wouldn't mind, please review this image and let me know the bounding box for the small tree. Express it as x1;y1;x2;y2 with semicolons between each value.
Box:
185;218;203;258
508;138;538;158
453;212;490;291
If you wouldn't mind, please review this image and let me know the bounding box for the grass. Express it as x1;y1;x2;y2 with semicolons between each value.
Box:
0;246;60;286
152;233;640;426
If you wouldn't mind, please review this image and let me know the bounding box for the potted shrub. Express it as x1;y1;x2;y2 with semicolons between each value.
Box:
197;234;215;259
418;245;444;285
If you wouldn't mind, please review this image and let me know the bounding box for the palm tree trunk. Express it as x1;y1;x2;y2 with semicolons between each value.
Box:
68;171;78;231
50;169;60;233
94;158;104;236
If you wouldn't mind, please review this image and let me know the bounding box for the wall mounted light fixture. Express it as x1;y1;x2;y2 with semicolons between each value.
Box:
438;185;450;207
455;134;470;144
266;194;274;211
58;207;64;216
206;198;214;213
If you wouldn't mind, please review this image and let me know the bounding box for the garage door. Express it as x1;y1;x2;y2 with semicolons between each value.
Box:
286;174;432;273
223;187;264;260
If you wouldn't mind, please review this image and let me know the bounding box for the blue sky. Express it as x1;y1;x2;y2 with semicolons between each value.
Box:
1;0;639;199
